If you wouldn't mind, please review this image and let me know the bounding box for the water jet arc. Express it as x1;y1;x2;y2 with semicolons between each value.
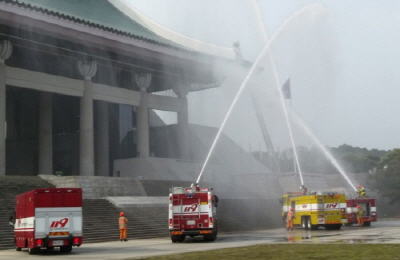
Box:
252;0;304;186
196;6;314;185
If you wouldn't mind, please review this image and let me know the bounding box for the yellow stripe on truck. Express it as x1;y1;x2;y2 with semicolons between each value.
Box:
49;232;69;236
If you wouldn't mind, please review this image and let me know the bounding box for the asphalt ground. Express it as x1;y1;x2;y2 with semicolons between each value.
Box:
1;219;399;260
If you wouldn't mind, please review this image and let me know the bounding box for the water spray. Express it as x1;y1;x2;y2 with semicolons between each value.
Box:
196;6;315;185
290;112;357;191
252;0;304;186
251;1;357;192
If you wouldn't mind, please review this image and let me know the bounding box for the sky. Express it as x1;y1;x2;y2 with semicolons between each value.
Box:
124;0;400;151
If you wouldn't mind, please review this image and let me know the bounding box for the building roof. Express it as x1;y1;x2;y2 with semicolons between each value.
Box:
1;0;235;59
109;0;235;59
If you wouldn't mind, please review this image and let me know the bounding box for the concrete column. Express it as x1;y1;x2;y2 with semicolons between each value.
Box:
178;97;190;159
174;80;190;160
78;60;97;176
135;73;152;157
0;40;12;176
95;101;109;176
38;92;53;175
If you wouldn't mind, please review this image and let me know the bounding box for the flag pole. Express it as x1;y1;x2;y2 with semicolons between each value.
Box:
290;79;292;107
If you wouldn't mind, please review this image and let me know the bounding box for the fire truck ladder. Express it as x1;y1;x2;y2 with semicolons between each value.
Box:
172;197;180;229
198;198;201;219
251;95;281;174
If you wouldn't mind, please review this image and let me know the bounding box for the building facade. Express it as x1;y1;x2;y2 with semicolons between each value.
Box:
0;0;235;177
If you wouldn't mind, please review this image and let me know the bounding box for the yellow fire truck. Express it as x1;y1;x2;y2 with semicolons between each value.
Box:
281;191;348;230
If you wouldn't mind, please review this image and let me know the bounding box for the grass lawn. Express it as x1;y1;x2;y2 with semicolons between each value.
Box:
134;244;400;260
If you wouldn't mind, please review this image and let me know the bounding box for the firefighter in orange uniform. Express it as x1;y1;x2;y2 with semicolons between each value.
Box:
119;212;128;241
356;206;364;227
287;207;295;231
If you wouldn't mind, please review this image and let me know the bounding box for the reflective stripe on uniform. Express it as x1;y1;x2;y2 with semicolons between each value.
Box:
119;217;127;229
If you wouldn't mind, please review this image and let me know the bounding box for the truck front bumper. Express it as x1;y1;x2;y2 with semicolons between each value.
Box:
171;229;213;236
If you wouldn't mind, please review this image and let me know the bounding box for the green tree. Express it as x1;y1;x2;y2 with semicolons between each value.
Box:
331;144;385;173
252;144;387;176
369;149;400;205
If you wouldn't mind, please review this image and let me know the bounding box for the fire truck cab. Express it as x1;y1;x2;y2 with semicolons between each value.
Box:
346;197;377;226
281;190;348;230
169;185;218;242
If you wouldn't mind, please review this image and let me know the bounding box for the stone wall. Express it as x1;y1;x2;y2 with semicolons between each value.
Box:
39;175;147;199
105;196;168;208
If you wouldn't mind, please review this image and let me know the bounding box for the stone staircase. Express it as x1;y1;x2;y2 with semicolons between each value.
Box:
0;176;55;250
0;177;181;250
82;199;168;243
0;176;282;251
217;199;282;232
140;180;192;196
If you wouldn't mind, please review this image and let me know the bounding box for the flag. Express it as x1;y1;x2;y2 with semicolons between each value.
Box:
281;78;291;99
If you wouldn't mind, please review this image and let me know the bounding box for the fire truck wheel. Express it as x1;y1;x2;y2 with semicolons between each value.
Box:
171;235;185;243
310;224;319;230
60;245;73;253
28;247;39;255
204;234;216;242
364;221;371;227
15;247;21;251
334;224;342;230
171;235;178;243
326;224;342;230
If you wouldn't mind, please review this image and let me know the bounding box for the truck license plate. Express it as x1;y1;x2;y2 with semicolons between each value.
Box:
52;240;64;246
187;220;195;225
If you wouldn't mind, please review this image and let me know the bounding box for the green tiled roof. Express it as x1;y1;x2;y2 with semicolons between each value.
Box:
5;0;192;52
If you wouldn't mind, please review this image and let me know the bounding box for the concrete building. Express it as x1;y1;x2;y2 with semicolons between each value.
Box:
0;0;286;205
0;0;237;176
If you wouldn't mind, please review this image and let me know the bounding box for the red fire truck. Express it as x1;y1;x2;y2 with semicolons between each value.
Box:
14;188;83;254
346;197;377;226
169;185;218;242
